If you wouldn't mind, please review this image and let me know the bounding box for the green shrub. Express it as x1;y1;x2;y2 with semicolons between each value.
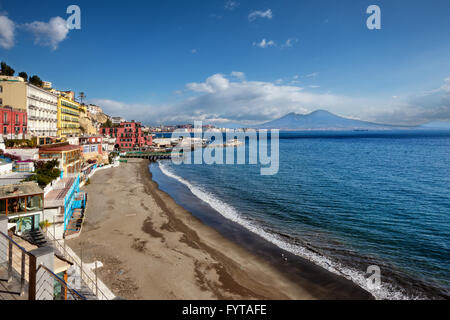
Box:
24;160;61;188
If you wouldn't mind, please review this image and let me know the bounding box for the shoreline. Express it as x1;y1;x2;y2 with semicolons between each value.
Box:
67;159;372;300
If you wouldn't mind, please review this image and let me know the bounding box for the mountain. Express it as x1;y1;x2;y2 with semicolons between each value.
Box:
254;110;405;130
419;121;450;129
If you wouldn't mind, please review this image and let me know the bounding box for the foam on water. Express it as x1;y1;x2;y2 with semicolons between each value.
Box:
158;161;423;300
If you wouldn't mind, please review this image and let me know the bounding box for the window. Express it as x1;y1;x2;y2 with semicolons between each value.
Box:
15;114;19;123
3;126;6;135
23;115;26;124
0;98;2;106
27;195;43;212
3;113;7;123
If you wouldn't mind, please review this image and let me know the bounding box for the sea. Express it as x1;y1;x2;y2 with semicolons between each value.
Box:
149;130;450;300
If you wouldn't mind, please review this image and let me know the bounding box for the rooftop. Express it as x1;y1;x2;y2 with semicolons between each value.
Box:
44;177;76;208
39;144;81;152
0;173;33;186
0;182;43;199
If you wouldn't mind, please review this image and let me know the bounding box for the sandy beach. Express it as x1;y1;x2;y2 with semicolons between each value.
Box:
66;159;371;300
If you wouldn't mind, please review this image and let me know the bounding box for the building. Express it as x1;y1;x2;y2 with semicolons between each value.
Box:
111;116;125;125
57;95;81;137
13;161;35;173
38;144;82;177
66;136;79;145
42;81;52;89
102;136;116;153
101;121;153;150
79;135;107;163
0;106;27;139
79;136;103;155
4;148;39;161
79;104;87;114
0;182;44;233
0;77;58;137
87;104;103;115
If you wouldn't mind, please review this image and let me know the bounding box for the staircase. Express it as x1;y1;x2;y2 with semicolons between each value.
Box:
21;230;48;247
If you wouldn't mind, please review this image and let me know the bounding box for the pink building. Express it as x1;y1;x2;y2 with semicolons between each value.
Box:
101;121;152;150
79;136;103;155
0;106;27;138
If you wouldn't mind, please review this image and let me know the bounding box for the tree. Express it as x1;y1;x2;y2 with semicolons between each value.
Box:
18;72;28;81
25;159;61;187
78;92;86;104
0;62;15;76
103;118;113;128
29;75;43;87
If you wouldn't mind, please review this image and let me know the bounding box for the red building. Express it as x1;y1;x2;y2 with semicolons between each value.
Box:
79;136;103;155
101;121;152;150
0;106;27;138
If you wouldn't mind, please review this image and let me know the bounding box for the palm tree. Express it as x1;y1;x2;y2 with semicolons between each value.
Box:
78;92;86;104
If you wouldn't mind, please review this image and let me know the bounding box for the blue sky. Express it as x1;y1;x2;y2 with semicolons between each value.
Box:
0;0;449;125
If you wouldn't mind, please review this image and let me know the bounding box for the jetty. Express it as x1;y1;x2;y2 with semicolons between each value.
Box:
120;151;183;162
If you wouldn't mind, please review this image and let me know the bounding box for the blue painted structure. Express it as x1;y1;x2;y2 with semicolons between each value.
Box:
63;175;87;231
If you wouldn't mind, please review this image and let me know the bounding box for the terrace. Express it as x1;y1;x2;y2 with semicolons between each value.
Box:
0;182;44;222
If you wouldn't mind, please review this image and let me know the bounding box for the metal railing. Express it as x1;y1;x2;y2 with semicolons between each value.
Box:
46;229;111;300
1;230;87;300
37;264;85;300
0;231;30;296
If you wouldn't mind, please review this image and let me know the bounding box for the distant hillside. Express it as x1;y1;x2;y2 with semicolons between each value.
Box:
419;121;450;129
254;110;407;130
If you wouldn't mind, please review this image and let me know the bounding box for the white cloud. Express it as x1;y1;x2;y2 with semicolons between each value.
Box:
0;14;15;49
253;38;276;48
225;1;240;11
248;9;273;22
22;16;69;50
91;76;450;126
186;74;230;93
282;38;298;48
190;49;197;54
230;71;245;80
304;72;319;78
274;79;283;85
444;77;450;83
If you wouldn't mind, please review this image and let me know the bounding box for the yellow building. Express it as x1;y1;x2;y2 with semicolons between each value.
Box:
57;95;81;137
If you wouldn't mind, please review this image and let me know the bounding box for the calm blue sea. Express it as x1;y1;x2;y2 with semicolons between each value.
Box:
151;130;450;299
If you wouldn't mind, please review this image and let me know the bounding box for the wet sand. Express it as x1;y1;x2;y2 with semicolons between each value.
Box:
67;159;372;300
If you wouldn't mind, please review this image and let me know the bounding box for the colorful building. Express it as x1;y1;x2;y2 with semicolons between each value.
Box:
101;121;153;150
0;77;58;137
79;136;103;154
57;95;81;137
38;144;82;177
0;106;28;139
0;182;44;233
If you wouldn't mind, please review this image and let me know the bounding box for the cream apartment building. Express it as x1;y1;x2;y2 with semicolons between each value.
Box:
0;76;58;137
